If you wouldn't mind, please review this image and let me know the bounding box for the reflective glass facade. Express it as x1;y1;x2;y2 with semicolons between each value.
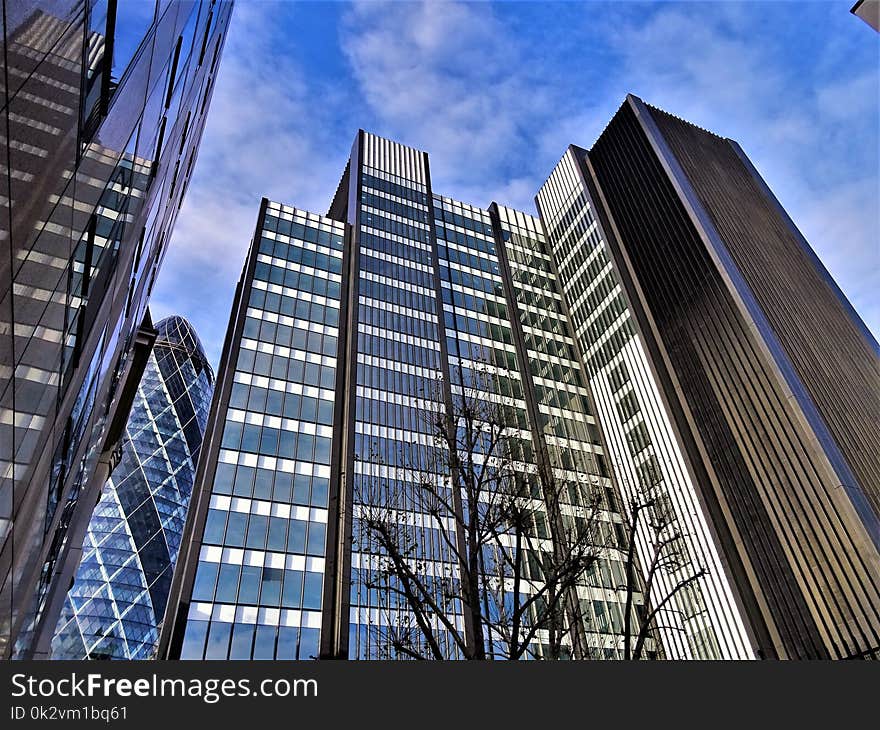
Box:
2;0;233;657
492;204;650;658
347;140;461;659
164;133;654;660
51;316;213;659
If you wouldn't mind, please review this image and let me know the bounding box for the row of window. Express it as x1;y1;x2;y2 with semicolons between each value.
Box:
355;396;435;435
182;619;320;660
254;257;343;290
359;275;435;315
442;286;508;322
435;224;496;255
235;355;336;390
439;263;504;297
361;190;429;225
359;303;437;343
354;362;439;398
513;285;565;316
359;211;430;244
353;433;444;469
357;331;440;372
523;329;578;363
438;242;501;277
360;250;434;289
228;383;333;424
202;509;326;557
360;231;432;266
213;462;329;508
583;293;630;346
530;358;587;389
249;275;341;309
220;421;333;463
445;309;514;347
362;173;428;207
261;215;344;250
447;337;519;376
244;304;339;340
432;206;495;238
239;331;337;368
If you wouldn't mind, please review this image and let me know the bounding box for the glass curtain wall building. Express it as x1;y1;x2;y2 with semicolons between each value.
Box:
51;316;213;660
165;201;345;660
1;0;233;658
163;103;880;660
162;132;656;661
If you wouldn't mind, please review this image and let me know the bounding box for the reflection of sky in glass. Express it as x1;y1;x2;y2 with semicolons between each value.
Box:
111;1;159;84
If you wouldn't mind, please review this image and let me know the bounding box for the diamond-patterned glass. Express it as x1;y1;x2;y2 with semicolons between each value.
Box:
50;317;214;660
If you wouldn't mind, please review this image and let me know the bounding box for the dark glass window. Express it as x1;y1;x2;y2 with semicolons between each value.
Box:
229;623;254;659
216;564;241;603
253;625;277;659
238;566;262;604
260;568;283;606
204;622;231;659
224;513;247;547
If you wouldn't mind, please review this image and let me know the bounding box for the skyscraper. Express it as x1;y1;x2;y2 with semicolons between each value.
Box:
577;95;880;659
538;148;754;660
50;316;213;660
1;1;233;658
162;100;878;660
159;129;722;662
851;0;880;32
163;201;345;660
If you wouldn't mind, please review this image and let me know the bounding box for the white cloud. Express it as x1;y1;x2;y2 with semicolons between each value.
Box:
589;4;880;339
152;1;353;363
152;0;878;362
339;0;556;211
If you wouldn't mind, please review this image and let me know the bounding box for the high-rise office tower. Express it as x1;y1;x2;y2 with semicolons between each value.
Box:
538;149;755;661
573;95;880;659
162;100;878;660
161;130;737;662
50;316;213;660
1;1;233;658
163;201;345;660
851;0;880;32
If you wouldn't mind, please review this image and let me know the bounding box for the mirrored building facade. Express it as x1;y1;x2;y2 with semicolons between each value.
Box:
2;0;233;657
51;316;213;660
162;101;879;660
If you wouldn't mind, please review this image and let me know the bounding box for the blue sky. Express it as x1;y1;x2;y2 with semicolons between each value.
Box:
150;0;880;367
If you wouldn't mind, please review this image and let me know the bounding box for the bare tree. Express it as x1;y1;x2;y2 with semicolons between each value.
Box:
352;365;606;660
352;359;717;660
619;485;708;661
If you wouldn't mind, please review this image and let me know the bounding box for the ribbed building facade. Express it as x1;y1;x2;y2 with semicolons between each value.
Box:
161;103;878;660
2;0;233;658
580;95;880;659
51;316;213;660
537;147;754;659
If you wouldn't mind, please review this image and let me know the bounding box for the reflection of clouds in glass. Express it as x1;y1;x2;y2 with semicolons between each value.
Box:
1;0;232;659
